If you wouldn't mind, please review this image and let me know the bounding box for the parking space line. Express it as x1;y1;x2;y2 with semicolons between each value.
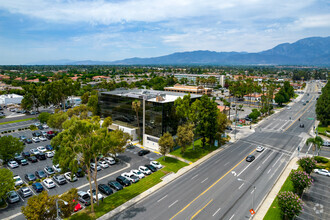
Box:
17;192;24;202
41;182;49;191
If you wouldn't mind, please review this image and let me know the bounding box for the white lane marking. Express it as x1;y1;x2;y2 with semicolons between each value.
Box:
17;192;24;202
256;166;261;170
157;195;168;203
224;162;230;166
262;151;274;164
270;160;284;180
267;169;271;174
3;212;23;220
273;154;283;167
237;150;265;177
201;178;208;183
229;214;235;220
239;183;244;189
212;207;221;216
169;200;178;208
251;189;255;194
191;174;199;180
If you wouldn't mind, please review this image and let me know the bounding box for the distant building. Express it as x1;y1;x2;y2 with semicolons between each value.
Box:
219;75;225;87
0;94;23;105
174;73;223;85
164;84;212;95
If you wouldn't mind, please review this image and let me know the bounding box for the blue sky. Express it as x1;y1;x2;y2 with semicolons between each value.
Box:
0;0;329;64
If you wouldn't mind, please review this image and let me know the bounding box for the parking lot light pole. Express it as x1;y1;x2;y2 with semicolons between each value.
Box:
237;178;256;218
56;199;68;220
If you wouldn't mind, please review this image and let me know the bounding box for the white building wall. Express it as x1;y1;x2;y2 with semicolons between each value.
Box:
143;134;160;152
0;94;23;105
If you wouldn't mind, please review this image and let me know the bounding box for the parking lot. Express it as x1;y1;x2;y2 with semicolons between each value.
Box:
0;121;161;220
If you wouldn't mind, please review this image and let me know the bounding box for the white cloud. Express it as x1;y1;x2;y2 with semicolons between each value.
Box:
291;14;330;29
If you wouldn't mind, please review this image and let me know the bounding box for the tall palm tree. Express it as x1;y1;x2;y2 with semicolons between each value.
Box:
132;100;141;139
306;136;324;156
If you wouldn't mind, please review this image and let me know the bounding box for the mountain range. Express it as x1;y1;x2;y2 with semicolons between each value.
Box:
31;36;330;65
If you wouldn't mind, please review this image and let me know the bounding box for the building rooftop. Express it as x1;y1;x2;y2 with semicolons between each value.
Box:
101;89;202;103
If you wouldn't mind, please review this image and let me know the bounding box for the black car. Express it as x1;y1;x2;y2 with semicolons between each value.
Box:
21;159;28;166
138;150;150;156
300;124;304;128
75;168;85;177
145;164;157;172
22;152;31;158
246;155;255;162
32;182;43;193
116;176;131;187
14;155;25;164
24;138;33;144
226;126;233;130
126;144;134;149
25;173;36;182
98;184;113;196
45;145;53;151
27;156;38;163
35;170;47;179
37;125;44;130
19;136;27;141
46;134;55;140
53;175;67;185
108;181;123;191
32;131;42;137
36;152;46;160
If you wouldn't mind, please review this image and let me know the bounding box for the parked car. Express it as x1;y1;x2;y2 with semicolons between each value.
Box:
13;175;23;186
108;180;123;191
8;160;19;168
53;175;67;185
39;136;47;141
44;166;55;175
30;148;40;155
20;159;28;166
75;168;85;178
131;169;145;179
121;172;139;183
22;151;31;158
256;146;265;152
14;155;24;164
64;172;78;182
43;179;56;189
53;164;61;173
103;157;116;165
77;191;91;206
35;170;47;179
150;161;162;169
19;136;27;141
36;152;46;160
27;156;38;163
41;131;48;136
116;176;131;187
314;169;330;177
25;173;37;182
138;149;150;156
19;187;33;198
139;166;152;175
7;191;20;203
246;155;255;162
87;189;104;202
37;125;44;130
90;163;102;171
98;161;109;169
45;145;53;151
145;164;157;172
24;138;33;144
98;184;113;196
73;200;82;212
32;137;40;143
37;146;47;153
43;124;49;129
32;182;44;193
226;126;233;130
45;151;54;158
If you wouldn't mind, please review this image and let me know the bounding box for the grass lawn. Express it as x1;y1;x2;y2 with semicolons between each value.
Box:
70;156;187;219
0;117;35;125
264;171;294;220
170;139;219;162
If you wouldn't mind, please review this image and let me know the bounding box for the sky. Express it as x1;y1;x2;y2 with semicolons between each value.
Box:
0;0;329;65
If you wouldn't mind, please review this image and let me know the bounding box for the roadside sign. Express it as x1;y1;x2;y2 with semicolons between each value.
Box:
308;118;314;120
238;125;243;127
250;209;256;215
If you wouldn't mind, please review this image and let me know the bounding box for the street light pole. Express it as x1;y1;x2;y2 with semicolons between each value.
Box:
56;199;68;220
237;178;256;218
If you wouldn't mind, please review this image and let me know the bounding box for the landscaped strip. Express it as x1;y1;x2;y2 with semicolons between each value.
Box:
69;157;188;220
0;117;36;125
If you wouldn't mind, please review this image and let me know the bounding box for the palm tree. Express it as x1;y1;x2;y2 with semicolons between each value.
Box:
306;136;324;156
132;100;141;139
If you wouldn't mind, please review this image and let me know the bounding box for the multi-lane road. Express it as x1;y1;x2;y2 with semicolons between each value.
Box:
112;82;321;220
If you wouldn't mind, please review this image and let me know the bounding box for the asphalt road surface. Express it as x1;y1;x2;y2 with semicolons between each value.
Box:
112;82;321;220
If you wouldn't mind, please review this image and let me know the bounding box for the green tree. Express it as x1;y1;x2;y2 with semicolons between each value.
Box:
0;136;24;162
248;109;261;121
0;168;15;202
215;112;229;145
275;93;285;106
87;94;99;116
47;111;68;131
81;92;90;104
306;136;324;156
37;112;51;124
158;132;174;160
176;123;194;155
59;188;79;218
297;157;316;174
132;100;141;138
290;170;313;197
315;81;329;126
277;191;303;220
102;116;113;128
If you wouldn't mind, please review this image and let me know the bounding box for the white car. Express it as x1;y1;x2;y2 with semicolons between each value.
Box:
8;161;19;168
45;151;54;158
131;169;145;179
97;161;109;169
41;131;48;136
43;124;49;129
43;178;56;189
150;161;163;169
90;163;102;171
37;146;47;153
256;146;265;152
34;122;41;127
87;189;103;201
103;157;116;165
314;169;330;177
39;136;47;141
64;172;78;182
121;172;139;183
30;148;40;155
287;106;291;110
53;164;61;173
139;166;152;175
32;137;40;143
13;175;23;186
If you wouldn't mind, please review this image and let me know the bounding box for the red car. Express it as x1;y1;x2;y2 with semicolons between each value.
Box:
73;200;82;212
47;131;54;134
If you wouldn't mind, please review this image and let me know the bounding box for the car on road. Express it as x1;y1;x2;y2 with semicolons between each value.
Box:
39;136;47;141
287;106;291;110
20;159;28;166
37;146;47;153
314;169;330;177
35;170;47;179
64;172;78;182
8;160;19;168
44;166;55;175
116;176;131;187
131;169;145;179
43;179;56;189
121;172;139;183
246;155;255;162
7;191;20;203
22;151;31;158
108;181;123;191
32;182;44;193
27;156;38;163
300;124;305;128
14;175;23;186
139;166;152;175
150;161;162;169
77;191;91;206
53;164;61;173
256;146;265;152
24;138;33;144
45;151;54;158
90;163;102;171
138;149;150;156
98;184;113;196
87;189;104;202
53;175;67;185
36;152;46;160
19;187;33;198
25;173;37;182
98;161;109;169
103;157;116;165
32;137;40;143
145;164;157;172
30;148;40;155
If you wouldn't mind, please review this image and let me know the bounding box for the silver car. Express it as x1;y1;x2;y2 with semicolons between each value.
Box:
7;191;20;203
19;187;33;198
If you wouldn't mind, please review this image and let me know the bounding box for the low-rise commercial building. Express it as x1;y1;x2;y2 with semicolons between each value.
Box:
0;94;23;105
164;84;212;95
